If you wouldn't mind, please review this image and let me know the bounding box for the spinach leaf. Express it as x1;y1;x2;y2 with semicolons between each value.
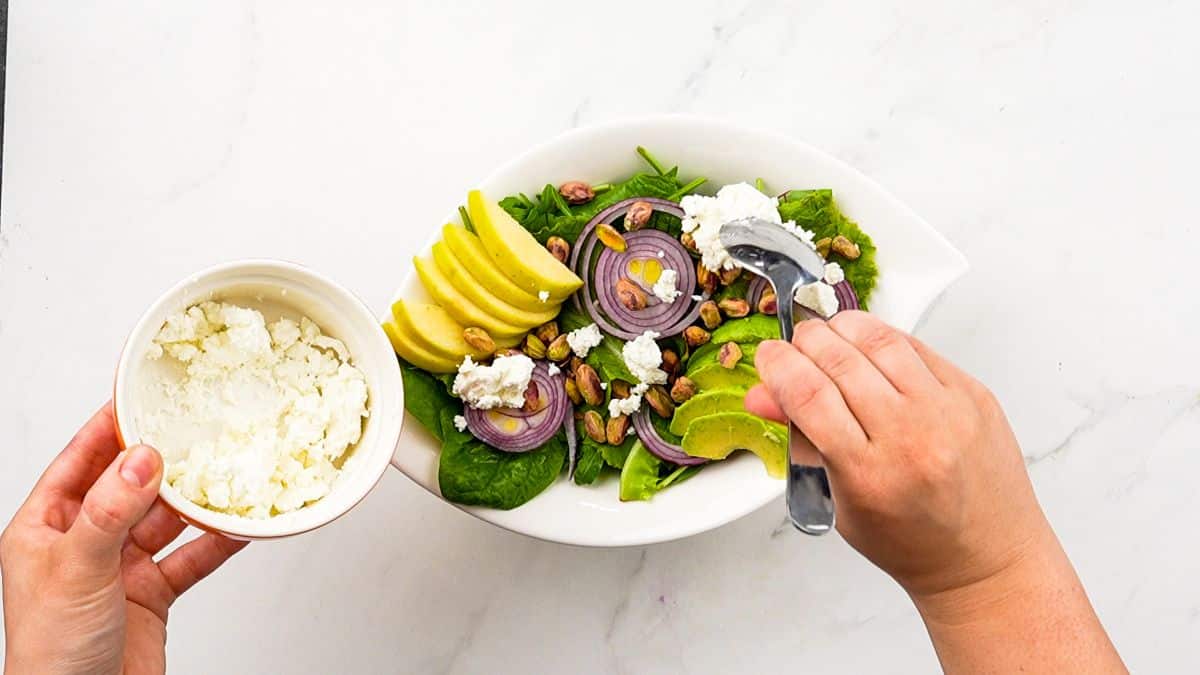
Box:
399;359;460;441
599;434;636;469
715;276;750;303
437;407;567;510
573;438;606;485
619;441;662;501
557;306;591;333
778;189;879;308
555;306;635;382
585;335;635;383
647;410;682;446
498;150;700;245
618;441;705;501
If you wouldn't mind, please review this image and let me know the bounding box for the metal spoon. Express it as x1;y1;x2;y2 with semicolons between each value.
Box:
719;218;835;536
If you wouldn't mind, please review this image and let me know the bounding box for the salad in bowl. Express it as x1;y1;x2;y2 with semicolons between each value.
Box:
384;146;879;512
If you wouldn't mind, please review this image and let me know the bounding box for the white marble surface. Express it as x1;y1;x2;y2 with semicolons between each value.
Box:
2;1;1198;672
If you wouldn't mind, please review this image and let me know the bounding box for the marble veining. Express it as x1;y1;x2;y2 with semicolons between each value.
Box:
3;1;1199;673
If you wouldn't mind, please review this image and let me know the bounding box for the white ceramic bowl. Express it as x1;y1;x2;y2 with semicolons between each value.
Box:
388;115;968;547
114;259;404;540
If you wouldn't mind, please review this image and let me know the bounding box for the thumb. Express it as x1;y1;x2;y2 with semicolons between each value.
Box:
65;444;163;566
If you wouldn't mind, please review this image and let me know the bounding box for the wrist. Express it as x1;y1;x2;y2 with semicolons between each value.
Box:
909;524;1066;629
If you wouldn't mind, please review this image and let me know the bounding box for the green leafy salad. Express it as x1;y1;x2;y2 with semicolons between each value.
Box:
384;148;878;510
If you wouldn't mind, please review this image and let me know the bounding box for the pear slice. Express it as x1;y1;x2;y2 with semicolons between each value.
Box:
441;225;549;313
431;241;559;328
382;320;460;373
467;190;582;302
391;300;518;362
413;256;526;339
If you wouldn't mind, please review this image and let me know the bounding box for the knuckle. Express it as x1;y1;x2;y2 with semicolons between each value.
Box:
789;318;824;346
814;346;858;381
777;376;827;415
828;309;868;332
83;495;127;534
855;324;903;357
916;444;960;487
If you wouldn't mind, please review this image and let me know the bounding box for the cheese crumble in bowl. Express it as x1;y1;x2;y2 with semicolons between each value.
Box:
114;260;403;540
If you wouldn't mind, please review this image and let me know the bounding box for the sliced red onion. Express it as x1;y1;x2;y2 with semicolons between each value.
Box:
564;407;579;478
570;197;707;339
568;197;685;280
745;275;858;319
464;363;567;453
593;231;696;334
747;275;769;309
632;408;707;466
833;279;859;312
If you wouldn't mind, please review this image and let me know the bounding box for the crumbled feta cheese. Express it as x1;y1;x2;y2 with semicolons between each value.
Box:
651;268;682;304
144;302;368;519
622;331;667;386
823;262;845;286
453;415;469;432
680;182;816;272
795;281;840;318
538;290;550;303
609;392;643;417
452;354;535;410
691;294;705;302
565;323;603;358
546;362;561;376
657;250;665;258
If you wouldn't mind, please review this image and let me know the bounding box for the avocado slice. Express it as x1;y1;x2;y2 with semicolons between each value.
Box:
689;363;759;392
686;342;759;375
669;390;748;436
680;412;788;478
709;315;781;344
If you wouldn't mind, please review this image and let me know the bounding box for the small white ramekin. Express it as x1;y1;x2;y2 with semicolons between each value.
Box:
113;259;403;540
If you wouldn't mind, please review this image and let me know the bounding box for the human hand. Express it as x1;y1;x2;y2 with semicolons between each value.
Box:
745;310;1040;597
2;404;247;675
745;311;1124;672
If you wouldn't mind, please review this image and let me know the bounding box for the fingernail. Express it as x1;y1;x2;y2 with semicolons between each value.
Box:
120;445;160;487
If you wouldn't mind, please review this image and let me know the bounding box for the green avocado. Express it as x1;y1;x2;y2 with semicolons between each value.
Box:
669;390;748;436
689;363;759;392
709;315;781;344
686;342;759;375
680;412;788;478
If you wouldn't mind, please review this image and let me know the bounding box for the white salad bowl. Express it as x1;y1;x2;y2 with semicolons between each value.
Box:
387;115;967;547
114;259;404;540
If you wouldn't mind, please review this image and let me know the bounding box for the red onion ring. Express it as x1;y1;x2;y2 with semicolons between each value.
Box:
593;231;696;334
747;275;769;309
570;198;707;339
744;274;859;319
632;408;707;466
568;197;684;281
564;407;579;478
833;279;859;312
464;363;567;453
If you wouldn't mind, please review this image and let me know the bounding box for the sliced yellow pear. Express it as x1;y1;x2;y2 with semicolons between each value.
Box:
391;300;518;361
413;256;527;339
382;320;459;373
442;225;549;312
467;190;582;301
431;241;559;328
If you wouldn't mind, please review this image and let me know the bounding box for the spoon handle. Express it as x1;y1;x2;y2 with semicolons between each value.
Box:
776;282;836;536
